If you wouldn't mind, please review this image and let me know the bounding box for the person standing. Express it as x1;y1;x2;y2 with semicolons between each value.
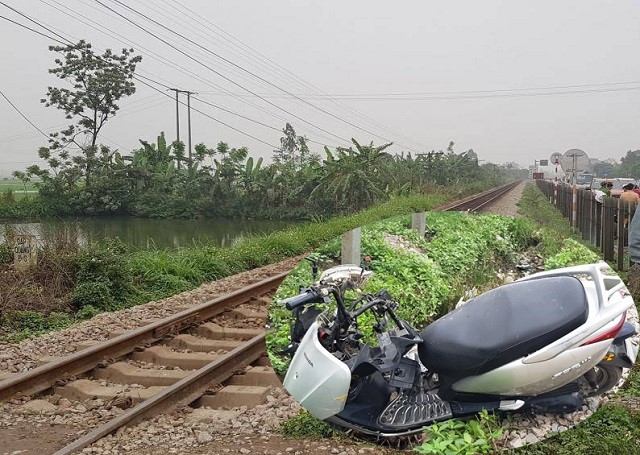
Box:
620;183;640;204
601;181;612;197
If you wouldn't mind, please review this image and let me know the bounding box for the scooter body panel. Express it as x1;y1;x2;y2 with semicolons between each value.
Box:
453;340;610;395
283;322;351;419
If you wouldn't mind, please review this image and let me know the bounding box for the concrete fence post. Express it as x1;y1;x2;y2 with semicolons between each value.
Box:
411;212;426;237
571;185;578;231
341;228;361;265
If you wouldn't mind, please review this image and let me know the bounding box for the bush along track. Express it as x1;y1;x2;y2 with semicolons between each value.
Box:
0;193;445;342
269;183;639;453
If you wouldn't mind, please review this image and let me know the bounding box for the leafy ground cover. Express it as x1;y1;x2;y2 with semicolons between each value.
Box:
267;211;543;375
272;182;640;454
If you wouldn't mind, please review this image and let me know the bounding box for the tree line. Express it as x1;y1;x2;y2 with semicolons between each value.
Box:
12;125;525;219
590;151;640;180
7;40;526;220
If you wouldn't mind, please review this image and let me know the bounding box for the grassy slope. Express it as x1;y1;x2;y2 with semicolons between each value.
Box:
277;183;640;454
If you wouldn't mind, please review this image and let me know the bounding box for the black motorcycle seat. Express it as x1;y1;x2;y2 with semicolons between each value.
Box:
418;276;588;381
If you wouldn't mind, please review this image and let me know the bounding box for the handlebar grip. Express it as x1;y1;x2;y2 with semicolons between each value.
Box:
281;290;321;310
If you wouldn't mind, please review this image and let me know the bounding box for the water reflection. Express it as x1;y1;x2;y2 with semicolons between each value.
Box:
0;217;291;250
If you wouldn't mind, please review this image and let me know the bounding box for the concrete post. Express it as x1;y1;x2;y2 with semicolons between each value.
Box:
341;228;361;265
412;212;426;237
14;235;37;271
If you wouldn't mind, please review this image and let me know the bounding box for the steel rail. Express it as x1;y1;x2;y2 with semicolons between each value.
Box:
467;180;521;212
52;333;266;455
437;181;521;212
0;272;288;401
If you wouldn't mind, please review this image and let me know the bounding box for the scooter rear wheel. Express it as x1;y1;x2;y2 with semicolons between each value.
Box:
582;364;622;397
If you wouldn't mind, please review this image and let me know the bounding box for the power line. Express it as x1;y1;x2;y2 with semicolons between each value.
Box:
0;1;70;45
0;90;50;140
0;12;67;45
38;0;341;148
134;73;281;132
1;6;280;150
64;0;311;139
105;0;410;149
137;77;279;148
2;96;167;143
290;85;640;100
155;0;427;151
94;0;352;145
300;80;640;97
0;7;134;152
196;83;640;99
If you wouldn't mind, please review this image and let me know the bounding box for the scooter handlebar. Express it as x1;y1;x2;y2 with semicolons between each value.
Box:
281;288;323;310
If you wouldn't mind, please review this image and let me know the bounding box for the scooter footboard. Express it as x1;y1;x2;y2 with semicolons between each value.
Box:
283;322;351;419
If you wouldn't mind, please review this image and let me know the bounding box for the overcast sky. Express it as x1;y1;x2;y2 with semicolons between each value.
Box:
1;0;639;176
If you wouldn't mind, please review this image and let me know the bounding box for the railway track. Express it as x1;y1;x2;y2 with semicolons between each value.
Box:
438;180;521;212
0;273;287;454
0;182;522;454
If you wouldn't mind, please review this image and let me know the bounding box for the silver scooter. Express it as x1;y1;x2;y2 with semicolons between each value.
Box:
280;262;638;436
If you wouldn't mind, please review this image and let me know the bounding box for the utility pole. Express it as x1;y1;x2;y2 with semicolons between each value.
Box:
168;88;197;169
187;91;192;167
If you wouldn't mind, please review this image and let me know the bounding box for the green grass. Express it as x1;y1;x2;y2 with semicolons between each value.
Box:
0;179;37;192
0;179;39;202
508;404;640;455
279;410;339;439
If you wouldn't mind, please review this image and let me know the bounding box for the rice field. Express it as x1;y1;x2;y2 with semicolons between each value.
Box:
0;179;38;200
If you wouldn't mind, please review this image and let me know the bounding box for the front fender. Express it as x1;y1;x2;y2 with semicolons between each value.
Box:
283;322;351;419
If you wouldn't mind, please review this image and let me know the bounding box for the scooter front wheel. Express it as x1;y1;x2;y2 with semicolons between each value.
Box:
582;364;622;397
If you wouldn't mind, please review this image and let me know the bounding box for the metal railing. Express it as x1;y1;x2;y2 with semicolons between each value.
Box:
536;180;636;271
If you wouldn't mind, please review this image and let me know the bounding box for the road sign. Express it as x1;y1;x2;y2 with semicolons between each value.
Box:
561;149;590;185
550;152;563;165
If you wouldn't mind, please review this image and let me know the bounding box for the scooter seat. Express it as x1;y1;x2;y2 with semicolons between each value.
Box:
418;276;588;381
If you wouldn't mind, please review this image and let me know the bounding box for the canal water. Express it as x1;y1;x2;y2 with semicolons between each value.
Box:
0;217;292;249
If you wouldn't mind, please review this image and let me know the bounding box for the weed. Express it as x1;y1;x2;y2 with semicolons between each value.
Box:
267;211;542;375
414;409;503;454
279;410;338;439
508;404;640;454
0;310;72;342
544;238;601;270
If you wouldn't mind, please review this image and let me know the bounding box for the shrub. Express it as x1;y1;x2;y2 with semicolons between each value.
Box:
72;238;133;311
75;304;100;320
72;279;117;311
